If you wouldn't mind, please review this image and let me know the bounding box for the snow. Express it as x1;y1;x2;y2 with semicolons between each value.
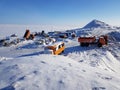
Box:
1;54;120;90
0;20;120;90
83;19;114;29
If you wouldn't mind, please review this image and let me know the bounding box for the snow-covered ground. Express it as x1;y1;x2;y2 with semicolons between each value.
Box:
0;20;120;90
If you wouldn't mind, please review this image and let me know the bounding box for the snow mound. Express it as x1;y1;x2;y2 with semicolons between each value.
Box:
108;31;120;42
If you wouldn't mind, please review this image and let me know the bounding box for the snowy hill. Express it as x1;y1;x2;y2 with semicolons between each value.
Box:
0;20;120;90
75;20;120;38
83;19;113;29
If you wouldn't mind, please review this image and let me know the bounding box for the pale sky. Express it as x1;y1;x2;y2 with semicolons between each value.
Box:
0;0;120;27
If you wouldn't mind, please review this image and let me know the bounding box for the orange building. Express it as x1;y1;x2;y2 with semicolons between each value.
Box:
44;42;65;55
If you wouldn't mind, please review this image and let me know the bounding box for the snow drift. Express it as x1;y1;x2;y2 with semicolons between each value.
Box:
0;54;120;90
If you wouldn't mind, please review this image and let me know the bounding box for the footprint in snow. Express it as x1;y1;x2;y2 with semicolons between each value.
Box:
68;63;72;67
79;60;84;62
101;76;112;80
41;61;46;64
18;76;25;81
82;70;86;72
33;70;39;74
96;72;112;80
92;87;106;90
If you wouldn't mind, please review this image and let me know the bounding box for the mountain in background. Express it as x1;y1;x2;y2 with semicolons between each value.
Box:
73;19;120;38
83;19;113;29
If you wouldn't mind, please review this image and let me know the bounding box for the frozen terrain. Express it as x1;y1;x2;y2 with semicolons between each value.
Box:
0;24;79;39
0;20;120;90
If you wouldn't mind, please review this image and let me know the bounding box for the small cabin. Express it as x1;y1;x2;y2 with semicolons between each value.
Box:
44;42;65;55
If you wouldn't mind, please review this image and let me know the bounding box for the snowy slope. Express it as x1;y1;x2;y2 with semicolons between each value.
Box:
0;38;120;90
0;54;120;90
75;20;120;38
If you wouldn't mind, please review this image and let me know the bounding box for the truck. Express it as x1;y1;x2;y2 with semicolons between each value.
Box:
78;36;96;47
97;35;108;47
78;35;108;47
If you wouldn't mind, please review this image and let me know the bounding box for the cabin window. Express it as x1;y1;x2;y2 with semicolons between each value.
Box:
58;45;61;49
62;43;64;47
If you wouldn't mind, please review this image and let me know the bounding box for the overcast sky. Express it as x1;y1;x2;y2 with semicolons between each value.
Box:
0;0;120;27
